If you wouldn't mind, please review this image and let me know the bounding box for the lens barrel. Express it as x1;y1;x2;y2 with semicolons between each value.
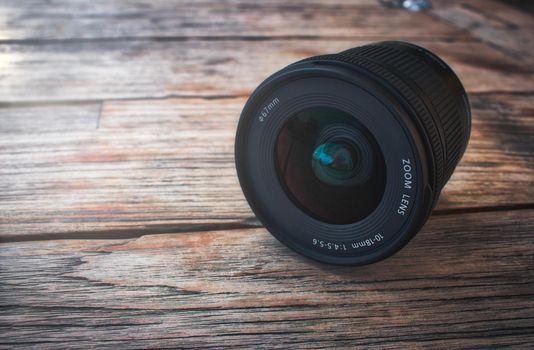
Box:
235;41;471;265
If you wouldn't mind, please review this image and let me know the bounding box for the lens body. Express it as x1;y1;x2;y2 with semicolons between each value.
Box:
235;41;471;265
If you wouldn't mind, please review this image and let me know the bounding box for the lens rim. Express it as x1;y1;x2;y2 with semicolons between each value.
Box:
235;62;432;265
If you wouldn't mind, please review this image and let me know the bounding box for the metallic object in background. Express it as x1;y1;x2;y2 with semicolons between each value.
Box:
379;0;432;11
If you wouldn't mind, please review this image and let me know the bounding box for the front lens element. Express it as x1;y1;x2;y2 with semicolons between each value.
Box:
275;107;386;225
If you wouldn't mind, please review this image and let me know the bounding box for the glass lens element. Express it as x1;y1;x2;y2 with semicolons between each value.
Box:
275;107;386;225
312;142;356;184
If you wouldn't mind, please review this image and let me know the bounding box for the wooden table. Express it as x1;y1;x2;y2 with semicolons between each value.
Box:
1;0;533;348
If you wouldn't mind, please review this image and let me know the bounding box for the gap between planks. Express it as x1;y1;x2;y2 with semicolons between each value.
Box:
1;90;534;108
1;205;534;244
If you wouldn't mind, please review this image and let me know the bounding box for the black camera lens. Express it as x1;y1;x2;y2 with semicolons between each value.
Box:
235;41;471;265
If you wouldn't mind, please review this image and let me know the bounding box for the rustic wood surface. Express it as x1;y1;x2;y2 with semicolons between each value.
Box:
1;209;534;348
0;0;533;348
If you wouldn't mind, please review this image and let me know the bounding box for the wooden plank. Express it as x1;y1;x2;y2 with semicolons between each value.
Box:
0;93;532;240
1;209;533;348
431;0;534;62
0;102;100;133
0;39;532;103
0;97;247;240
0;0;465;41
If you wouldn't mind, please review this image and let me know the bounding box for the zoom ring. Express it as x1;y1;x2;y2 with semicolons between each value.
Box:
344;43;467;186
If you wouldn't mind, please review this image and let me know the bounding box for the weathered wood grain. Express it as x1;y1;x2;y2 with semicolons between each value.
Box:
431;0;534;62
1;93;532;241
0;38;532;103
1;209;533;348
0;0;467;41
0;102;100;133
1;0;533;348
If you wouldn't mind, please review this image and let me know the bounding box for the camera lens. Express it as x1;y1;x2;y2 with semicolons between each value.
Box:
235;41;471;265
